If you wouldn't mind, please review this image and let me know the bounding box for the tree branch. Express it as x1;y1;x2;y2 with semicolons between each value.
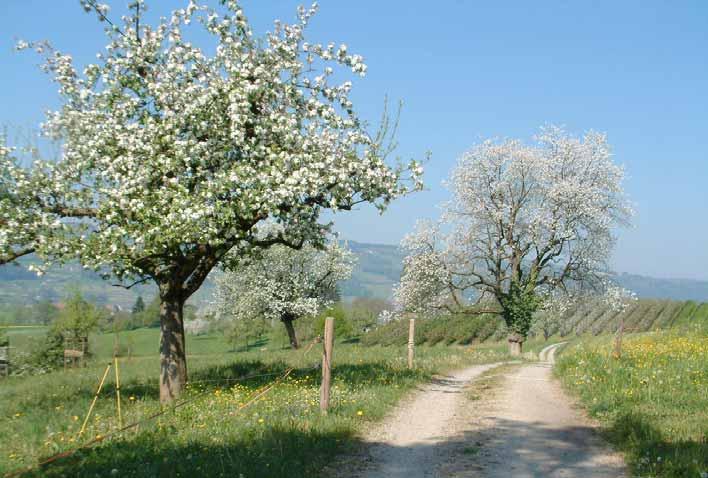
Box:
112;276;151;290
0;246;36;265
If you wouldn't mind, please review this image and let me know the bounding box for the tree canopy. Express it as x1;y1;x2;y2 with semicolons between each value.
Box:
1;0;422;401
394;127;632;350
212;238;355;348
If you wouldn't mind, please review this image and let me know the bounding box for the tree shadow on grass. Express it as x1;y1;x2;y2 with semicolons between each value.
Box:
340;337;361;344
23;427;354;478
88;359;296;402
229;337;269;352
603;412;707;477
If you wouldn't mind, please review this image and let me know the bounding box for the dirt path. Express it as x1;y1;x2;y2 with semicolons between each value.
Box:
339;363;501;478
538;342;567;363
340;348;625;478
467;362;626;477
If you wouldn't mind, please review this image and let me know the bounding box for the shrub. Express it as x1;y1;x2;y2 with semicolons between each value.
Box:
314;304;354;340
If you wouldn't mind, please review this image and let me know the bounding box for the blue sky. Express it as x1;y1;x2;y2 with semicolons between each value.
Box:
1;1;707;280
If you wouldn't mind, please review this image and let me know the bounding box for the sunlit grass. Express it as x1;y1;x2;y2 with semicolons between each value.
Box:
555;329;708;478
1;340;510;477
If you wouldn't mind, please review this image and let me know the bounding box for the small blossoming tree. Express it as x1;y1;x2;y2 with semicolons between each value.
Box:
531;292;574;341
211;239;355;349
1;1;421;401
395;127;632;354
604;283;637;358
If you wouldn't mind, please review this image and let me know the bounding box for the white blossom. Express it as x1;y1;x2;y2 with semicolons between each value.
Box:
1;1;422;400
211;236;355;332
602;282;637;314
1;2;421;278
394;127;632;339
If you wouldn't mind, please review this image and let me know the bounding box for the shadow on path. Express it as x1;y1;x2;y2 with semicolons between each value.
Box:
348;417;626;478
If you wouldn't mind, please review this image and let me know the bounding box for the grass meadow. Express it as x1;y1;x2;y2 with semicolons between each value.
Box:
555;329;708;478
1;328;511;477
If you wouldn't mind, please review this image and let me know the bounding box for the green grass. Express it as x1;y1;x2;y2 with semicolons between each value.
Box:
465;363;521;402
0;337;511;477
555;330;708;478
1;326;49;356
1;326;239;367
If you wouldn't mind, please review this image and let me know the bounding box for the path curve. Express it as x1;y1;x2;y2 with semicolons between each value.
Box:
468;362;626;477
539;341;567;363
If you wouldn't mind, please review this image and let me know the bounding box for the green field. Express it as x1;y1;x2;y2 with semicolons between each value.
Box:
555;330;708;478
0;329;511;477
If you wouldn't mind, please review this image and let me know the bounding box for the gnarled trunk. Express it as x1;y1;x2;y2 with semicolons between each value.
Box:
159;291;187;403
281;315;299;349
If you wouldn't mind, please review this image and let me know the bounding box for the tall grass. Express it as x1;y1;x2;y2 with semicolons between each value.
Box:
555;330;708;478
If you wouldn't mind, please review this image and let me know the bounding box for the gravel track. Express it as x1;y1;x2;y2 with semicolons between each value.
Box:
338;345;625;478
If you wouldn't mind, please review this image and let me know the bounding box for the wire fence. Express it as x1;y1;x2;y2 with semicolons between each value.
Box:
4;336;323;478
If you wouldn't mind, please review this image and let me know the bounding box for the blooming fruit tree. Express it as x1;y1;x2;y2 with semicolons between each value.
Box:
395;127;632;354
211;238;355;349
0;1;422;402
530;291;574;341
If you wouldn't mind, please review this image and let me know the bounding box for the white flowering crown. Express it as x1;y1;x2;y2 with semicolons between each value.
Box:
393;127;632;332
1;1;422;295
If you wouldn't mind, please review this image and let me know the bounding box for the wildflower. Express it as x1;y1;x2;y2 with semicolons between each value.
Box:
357;410;364;416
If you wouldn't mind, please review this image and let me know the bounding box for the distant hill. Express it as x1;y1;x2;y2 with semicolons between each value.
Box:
338;243;708;302
1;241;707;307
613;272;708;302
339;241;405;300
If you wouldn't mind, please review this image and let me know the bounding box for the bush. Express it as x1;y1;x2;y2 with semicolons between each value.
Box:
314;304;354;340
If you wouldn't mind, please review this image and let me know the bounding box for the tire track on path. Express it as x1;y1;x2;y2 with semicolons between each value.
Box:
338;343;625;477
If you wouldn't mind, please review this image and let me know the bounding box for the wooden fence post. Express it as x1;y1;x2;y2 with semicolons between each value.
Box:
407;318;415;369
114;357;123;428
0;342;9;378
613;318;625;359
320;317;335;413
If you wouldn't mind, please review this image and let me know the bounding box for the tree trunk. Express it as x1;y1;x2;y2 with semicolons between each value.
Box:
508;333;523;356
282;317;299;349
159;292;187;403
